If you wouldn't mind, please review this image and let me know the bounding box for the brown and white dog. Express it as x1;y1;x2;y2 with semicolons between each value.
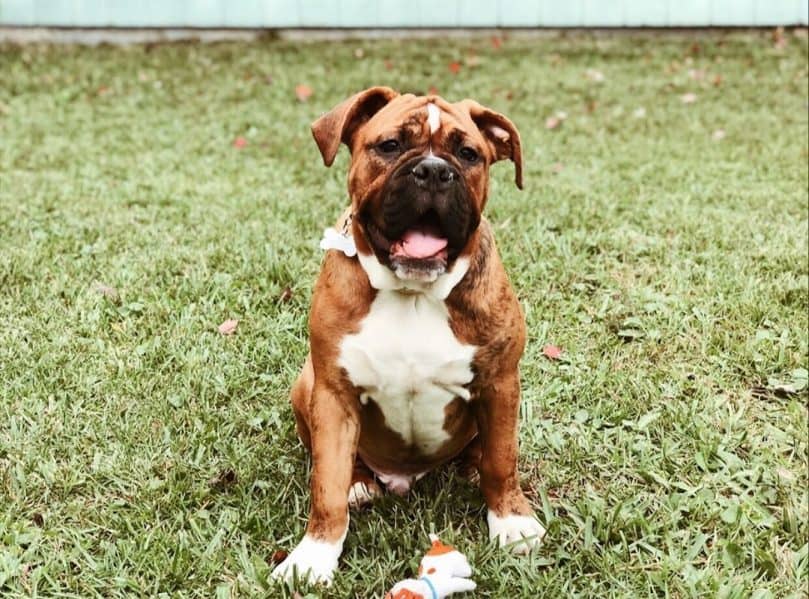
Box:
272;87;545;586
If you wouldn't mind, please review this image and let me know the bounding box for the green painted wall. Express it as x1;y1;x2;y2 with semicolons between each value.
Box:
1;0;807;27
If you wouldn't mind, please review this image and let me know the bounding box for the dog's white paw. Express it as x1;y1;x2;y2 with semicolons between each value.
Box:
348;480;382;509
271;535;343;586
487;511;546;555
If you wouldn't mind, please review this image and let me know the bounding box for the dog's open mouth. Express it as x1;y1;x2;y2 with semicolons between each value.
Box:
390;217;448;261
365;211;450;281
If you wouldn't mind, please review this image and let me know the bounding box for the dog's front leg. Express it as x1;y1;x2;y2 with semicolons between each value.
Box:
476;369;546;554
272;382;359;586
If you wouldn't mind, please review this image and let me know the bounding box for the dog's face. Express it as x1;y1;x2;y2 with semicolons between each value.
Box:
312;87;522;282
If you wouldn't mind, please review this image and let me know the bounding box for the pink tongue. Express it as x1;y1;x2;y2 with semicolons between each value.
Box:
392;229;448;259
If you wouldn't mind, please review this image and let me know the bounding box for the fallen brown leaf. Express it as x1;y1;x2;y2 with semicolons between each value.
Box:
270;549;289;565
543;344;563;360
92;281;119;302
279;286;294;303
773;26;787;50
208;469;237;490
585;69;605;82
448;61;461;74
545;111;567;130
295;84;313;102
218;319;239;335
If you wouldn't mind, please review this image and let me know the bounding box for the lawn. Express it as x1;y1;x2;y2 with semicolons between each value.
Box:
0;30;807;598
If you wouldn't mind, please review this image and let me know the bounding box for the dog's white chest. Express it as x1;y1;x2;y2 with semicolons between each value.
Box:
338;291;476;454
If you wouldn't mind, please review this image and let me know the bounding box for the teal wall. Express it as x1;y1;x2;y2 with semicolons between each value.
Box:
1;0;807;27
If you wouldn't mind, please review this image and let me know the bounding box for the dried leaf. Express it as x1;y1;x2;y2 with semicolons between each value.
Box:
279;286;294;303
295;84;313;102
232;136;248;149
209;469;237;490
772;26;787;50
585;69;605;82
464;54;481;68
270;550;289;565
680;92;697;104
448;61;461;74
92;281;119;302
766;368;808;395
545;111;567;130
218;319;239;335
542;344;563;360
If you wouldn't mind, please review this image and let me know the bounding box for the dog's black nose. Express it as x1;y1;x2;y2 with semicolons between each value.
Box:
412;157;455;191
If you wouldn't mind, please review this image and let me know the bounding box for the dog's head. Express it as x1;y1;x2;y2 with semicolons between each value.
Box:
312;87;522;285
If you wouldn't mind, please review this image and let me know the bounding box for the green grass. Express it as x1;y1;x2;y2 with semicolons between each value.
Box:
0;30;807;598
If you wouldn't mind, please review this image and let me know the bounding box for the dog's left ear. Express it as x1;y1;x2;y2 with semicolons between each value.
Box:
458;99;523;189
311;86;399;167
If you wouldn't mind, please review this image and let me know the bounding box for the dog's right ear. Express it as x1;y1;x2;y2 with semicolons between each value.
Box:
311;86;399;167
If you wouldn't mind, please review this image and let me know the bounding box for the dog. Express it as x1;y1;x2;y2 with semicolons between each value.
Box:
272;87;545;585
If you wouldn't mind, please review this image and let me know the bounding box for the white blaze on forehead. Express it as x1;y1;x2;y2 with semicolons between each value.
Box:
427;103;441;134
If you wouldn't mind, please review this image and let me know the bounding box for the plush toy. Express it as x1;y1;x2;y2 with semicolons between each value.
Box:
385;534;476;599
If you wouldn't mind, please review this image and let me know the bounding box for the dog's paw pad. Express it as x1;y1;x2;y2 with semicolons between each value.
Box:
487;511;546;555
347;480;382;509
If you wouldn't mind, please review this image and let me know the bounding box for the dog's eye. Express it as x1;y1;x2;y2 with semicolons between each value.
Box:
377;139;401;154
459;146;479;163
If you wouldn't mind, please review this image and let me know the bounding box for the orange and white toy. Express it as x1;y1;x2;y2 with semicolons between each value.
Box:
385;534;477;599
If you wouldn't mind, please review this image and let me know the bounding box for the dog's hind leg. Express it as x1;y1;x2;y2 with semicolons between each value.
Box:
456;436;482;486
348;458;382;509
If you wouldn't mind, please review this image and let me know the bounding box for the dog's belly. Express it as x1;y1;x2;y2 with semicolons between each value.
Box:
339;290;477;467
